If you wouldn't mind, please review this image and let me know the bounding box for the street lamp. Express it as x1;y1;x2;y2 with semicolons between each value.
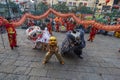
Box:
30;0;37;14
5;0;11;18
34;0;37;14
92;0;99;20
51;0;54;30
51;0;53;8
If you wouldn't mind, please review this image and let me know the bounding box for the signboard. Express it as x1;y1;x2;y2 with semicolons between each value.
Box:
102;5;111;11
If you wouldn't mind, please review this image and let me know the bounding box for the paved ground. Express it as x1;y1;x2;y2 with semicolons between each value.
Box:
0;29;120;80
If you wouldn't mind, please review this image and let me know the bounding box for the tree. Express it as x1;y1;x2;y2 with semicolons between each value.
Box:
0;3;7;17
77;6;93;14
36;2;49;15
105;9;118;20
78;2;83;10
53;2;69;13
77;2;93;14
9;1;21;14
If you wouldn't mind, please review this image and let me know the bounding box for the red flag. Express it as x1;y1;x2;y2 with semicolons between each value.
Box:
106;0;110;4
16;0;18;2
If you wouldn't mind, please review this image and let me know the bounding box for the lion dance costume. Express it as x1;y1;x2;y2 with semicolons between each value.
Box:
43;36;64;64
5;23;18;50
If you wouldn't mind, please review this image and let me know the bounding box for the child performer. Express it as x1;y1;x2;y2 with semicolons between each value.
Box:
43;36;64;64
5;18;18;50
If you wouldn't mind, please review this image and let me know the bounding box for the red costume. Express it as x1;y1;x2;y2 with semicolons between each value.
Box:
61;19;65;26
28;20;34;27
66;21;70;31
69;22;75;31
88;27;98;42
47;22;52;35
5;23;17;49
56;22;59;32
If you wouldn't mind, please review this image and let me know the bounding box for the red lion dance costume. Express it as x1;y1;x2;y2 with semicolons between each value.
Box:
5;22;18;50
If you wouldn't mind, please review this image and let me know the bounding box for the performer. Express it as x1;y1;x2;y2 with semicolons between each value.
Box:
43;36;64;64
65;20;70;31
5;18;18;50
69;21;76;31
47;22;52;35
55;22;59;32
88;26;98;42
27;20;34;27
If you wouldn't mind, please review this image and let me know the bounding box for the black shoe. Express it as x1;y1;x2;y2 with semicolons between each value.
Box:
87;39;90;41
119;50;120;52
78;55;83;59
11;47;14;50
15;45;19;47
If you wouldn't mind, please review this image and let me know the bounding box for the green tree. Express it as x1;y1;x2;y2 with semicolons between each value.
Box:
0;3;7;17
53;2;69;13
36;2;49;15
105;9;118;20
77;2;93;14
77;2;83;10
9;1;21;14
77;6;93;14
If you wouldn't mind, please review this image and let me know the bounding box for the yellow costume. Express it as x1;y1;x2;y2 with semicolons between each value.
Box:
114;31;120;38
43;36;64;64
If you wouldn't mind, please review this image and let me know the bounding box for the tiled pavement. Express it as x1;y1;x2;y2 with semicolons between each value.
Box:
0;29;120;80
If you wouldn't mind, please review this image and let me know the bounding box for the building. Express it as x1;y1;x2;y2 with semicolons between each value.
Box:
97;0;114;13
37;0;96;8
37;0;114;11
0;0;115;14
112;0;120;9
0;0;114;10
